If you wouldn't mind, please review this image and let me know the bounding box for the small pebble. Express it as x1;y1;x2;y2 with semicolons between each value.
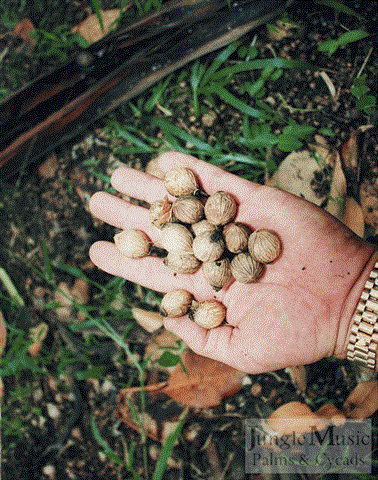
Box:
33;388;44;402
46;403;60;419
101;379;115;394
42;464;56;478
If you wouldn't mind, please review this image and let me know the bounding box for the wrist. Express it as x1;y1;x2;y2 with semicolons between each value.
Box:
334;248;378;370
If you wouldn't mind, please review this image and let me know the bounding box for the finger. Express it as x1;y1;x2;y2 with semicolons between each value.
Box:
111;152;295;230
89;241;225;299
111;153;257;204
163;317;264;373
89;192;164;244
111;167;167;203
155;151;268;202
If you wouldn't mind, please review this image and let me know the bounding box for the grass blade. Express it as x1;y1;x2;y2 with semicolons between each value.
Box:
90;0;104;32
152;408;189;480
204;85;265;118
200;40;241;87
152;117;215;152
212;58;306;80
315;0;364;20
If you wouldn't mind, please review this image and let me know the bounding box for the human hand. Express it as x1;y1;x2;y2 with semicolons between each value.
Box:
89;152;377;373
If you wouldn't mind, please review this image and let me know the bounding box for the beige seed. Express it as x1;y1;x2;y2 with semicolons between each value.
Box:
114;229;151;258
164;167;199;197
172;196;204;224
222;222;251;253
191;300;226;329
191;219;216;236
202;258;232;291
248;229;281;264
163;252;201;274
230;252;263;284
192;230;225;262
160;289;193;317
204;191;237;226
160;223;193;254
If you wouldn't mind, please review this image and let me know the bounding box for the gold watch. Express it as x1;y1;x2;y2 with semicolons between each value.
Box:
346;260;378;369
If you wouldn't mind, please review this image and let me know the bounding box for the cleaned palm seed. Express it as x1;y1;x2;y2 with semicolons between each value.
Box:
202;258;232;291
164;167;199;197
160;223;193;254
160;289;193;317
191;219;216;236
231;252;263;284
163;252;201;274
192;230;225;262
149;196;173;228
190;300;226;329
114;229;151;258
248;229;281;264
222;222;251;253
204;191;237;226
172;196;204;224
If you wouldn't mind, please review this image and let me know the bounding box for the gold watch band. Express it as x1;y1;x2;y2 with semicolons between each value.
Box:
346;260;378;369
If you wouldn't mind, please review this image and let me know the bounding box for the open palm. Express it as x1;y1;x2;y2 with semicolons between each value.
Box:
89;152;376;373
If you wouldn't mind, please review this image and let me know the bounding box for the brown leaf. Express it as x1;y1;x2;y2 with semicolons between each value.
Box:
145;330;181;363
28;322;48;357
325;151;347;219
286;365;307;392
267;19;297;41
12;18;36;48
341;129;359;173
343;381;378;419
72;7;130;44
117;384;187;443
161;350;245;408
267;148;331;206
342;197;365;238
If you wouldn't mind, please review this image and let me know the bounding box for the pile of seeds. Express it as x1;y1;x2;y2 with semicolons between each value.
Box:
114;167;281;329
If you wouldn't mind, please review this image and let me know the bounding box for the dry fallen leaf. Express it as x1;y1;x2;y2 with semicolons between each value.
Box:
341;129;359;177
72;7;130;44
144;329;181;364
343;381;378;419
118;384;187;443
325;151;347;220
28;322;49;357
342;197;365;237
119;350;245;410
161;350;245;408
54;278;89;321
285;365;307;392
267;19;297;41
267;143;332;207
12;18;36;48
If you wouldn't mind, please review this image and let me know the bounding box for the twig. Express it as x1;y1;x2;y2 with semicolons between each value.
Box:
357;46;374;78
